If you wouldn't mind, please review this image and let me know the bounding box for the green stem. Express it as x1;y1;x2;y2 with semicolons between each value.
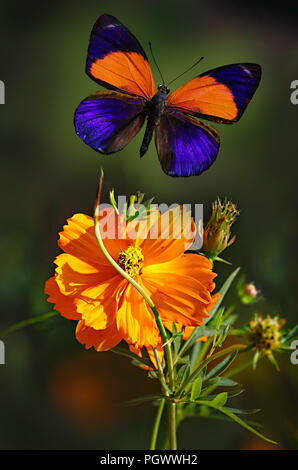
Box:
94;174;176;446
0;312;58;338
94;189;175;383
167;402;177;450
150;398;165;450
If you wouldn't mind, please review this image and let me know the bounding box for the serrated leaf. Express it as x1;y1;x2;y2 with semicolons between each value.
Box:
190;377;202;401
206;351;238;380
206;267;240;325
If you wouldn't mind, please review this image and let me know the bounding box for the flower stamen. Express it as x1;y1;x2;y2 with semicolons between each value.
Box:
118;246;144;277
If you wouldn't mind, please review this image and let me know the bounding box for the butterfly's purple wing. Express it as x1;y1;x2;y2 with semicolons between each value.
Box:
155;109;220;177
74;90;146;154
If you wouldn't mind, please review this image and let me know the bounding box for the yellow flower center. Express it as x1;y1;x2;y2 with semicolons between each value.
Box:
118;246;144;277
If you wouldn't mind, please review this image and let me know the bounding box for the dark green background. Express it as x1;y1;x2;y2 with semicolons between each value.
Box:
0;0;297;449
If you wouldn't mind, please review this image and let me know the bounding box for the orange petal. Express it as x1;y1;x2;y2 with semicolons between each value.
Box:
58;210;129;266
54;254;117;297
139;207;196;265
143;268;213;326
76;319;122;351
44;276;80;320
116;281;160;349
75;277;123;330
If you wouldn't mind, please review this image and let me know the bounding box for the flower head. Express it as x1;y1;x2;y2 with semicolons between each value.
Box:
247;314;286;370
202;198;239;260
248;314;285;355
45;206;219;363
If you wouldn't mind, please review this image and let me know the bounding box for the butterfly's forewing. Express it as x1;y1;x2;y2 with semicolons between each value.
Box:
86;14;155;99
74;91;146;154
166;63;261;123
155;110;220;177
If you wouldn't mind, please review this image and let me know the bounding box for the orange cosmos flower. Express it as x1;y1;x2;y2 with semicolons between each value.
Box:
45;206;219;360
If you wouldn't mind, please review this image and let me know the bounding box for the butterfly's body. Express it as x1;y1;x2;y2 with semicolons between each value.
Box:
74;14;262;177
140;85;170;157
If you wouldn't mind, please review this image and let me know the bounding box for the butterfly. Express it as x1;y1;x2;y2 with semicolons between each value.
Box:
74;14;262;177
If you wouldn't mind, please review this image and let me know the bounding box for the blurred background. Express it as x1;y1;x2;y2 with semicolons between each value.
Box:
0;0;297;450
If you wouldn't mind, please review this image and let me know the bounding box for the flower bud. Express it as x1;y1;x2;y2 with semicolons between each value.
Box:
201;198;239;260
237;277;261;304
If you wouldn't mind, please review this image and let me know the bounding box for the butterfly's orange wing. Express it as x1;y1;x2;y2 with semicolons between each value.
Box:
166;63;261;123
86;14;156;100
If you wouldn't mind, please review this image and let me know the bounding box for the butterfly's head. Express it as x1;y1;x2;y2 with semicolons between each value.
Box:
158;84;170;95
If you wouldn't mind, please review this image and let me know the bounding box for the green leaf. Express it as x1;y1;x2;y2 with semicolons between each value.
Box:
190;377;202;401
202;377;220;389
267;352;280;371
0;311;58;338
216;377;239;387
202;387;244;401
190;341;202;371
252;350;261;370
111;346;152;368
281;325;298;343
172;323;183;355
223;313;239;327
211;392;228;408
117;394;165;407
221;406;261;415
175;325;225;364
195;392;227;408
206;351;238;380
218;408;277;444
178;363;191;389
206;267;240;325
195;399;278;444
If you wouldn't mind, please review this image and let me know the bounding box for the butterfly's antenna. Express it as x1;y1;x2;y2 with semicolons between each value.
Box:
149;41;165;85
167;56;204;87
